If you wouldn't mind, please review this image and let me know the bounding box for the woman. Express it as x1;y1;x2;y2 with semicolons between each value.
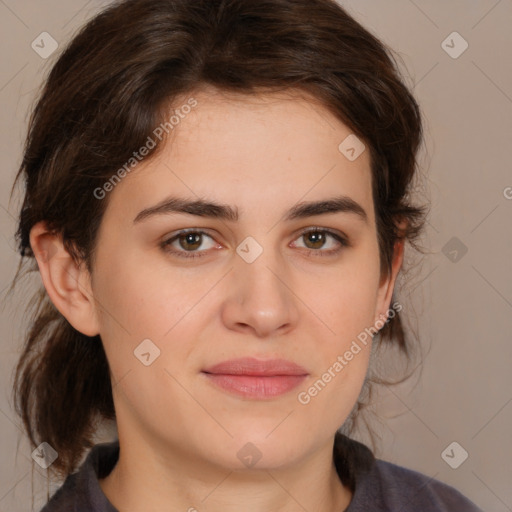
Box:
10;0;483;510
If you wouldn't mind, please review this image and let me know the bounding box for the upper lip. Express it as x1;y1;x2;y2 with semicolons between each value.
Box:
202;357;308;376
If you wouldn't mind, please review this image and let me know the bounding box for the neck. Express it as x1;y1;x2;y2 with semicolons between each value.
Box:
99;435;353;512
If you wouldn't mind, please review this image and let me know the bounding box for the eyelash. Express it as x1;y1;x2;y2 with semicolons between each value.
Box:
160;227;350;260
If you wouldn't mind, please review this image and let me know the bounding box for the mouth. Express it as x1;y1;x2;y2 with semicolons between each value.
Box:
201;357;309;399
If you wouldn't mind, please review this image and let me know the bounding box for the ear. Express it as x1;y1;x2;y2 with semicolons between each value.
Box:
374;231;406;326
29;221;100;337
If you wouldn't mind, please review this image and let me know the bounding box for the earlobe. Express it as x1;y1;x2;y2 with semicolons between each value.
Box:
375;236;405;325
29;221;100;337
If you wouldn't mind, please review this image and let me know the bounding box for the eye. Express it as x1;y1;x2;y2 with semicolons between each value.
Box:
160;227;350;260
291;227;349;257
160;229;220;259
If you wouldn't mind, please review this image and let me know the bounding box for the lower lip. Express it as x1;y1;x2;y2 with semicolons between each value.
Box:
202;373;307;399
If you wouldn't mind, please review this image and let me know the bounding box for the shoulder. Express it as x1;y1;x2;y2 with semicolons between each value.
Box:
333;433;483;512
39;471;82;512
350;457;484;511
39;441;119;512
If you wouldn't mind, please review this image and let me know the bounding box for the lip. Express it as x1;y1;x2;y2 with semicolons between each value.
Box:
202;357;308;376
201;357;309;399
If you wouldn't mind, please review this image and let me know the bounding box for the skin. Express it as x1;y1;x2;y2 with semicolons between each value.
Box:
30;87;404;512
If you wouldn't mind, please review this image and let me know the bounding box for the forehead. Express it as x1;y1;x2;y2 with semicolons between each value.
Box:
168;87;361;160
104;88;375;225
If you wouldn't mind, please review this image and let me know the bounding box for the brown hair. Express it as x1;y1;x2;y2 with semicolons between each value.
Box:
9;0;428;480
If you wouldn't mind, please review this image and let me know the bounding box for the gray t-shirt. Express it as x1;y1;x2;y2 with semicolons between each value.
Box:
40;434;483;511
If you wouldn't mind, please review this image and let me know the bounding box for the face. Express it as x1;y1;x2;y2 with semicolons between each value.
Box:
86;88;398;470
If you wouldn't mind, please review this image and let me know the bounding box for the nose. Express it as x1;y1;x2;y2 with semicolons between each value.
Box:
220;243;300;339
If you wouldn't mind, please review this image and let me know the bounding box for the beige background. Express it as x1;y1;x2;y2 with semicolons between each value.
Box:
1;1;511;510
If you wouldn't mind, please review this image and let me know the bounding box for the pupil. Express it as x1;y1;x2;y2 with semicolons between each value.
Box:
182;233;201;250
307;232;324;249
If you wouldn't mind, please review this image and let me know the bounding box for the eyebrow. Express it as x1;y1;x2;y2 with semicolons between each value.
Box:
133;195;368;224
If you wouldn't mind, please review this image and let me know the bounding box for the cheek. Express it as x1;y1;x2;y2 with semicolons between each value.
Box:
93;250;184;335
90;256;199;408
320;264;381;342
299;279;377;428
91;250;214;376
318;281;376;379
306;250;380;401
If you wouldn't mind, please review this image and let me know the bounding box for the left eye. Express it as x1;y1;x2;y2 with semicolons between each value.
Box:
291;228;348;256
160;228;349;259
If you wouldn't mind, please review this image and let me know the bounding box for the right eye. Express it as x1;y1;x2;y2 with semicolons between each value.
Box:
160;229;221;259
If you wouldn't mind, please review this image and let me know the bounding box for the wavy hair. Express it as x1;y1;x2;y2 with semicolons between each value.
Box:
8;0;428;480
